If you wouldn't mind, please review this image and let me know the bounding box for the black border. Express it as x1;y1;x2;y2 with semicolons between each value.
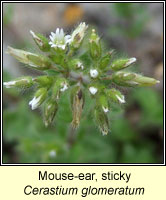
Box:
1;1;165;166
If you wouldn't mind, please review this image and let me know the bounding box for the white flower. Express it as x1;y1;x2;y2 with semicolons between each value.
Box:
71;22;88;46
125;57;137;67
102;106;109;113
77;62;84;70
90;69;99;78
49;150;56;158
60;82;68;92
89;87;98;95
3;81;17;88
29;96;41;110
49;28;71;50
116;95;125;104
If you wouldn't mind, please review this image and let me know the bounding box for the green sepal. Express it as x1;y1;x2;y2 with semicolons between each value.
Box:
112;72;160;87
29;87;48;110
94;107;109;135
110;57;136;71
33;76;54;88
99;50;114;70
27;54;52;70
106;88;125;104
43;98;58;127
134;75;160;86
68;59;84;70
30;30;50;52
52;77;68;99
70;85;85;129
96;93;109;113
3;76;34;89
89;29;101;60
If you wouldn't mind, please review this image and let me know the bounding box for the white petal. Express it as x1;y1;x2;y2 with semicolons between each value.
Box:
77;62;84;69
61;45;66;50
29;96;41;110
3;81;16;88
125;57;137;67
30;30;36;37
60;83;68;92
50;43;57;48
50;32;56;41
65;35;71;43
49;41;56;47
49;35;54;41
90;69;99;78
59;28;64;39
56;44;65;50
51;32;55;36
65;35;71;40
56;28;59;35
30;31;43;47
102;106;109;113
89;87;98;95
116;95;125;104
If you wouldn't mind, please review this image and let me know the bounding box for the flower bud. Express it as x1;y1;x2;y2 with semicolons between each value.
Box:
112;72;137;86
29;87;47;110
52;78;68;99
112;71;160;87
106;88;125;104
99;50;114;70
90;69;99;78
69;59;84;70
70;86;84;129
33;76;54;88
49;150;57;158
7;46;52;70
133;75;160;86
97;94;109;113
111;57;136;71
94;108;109;135
89;29;101;59
30;30;50;52
89;86;98;95
88;83;105;96
3;76;33;89
43;98;58;127
70;22;88;49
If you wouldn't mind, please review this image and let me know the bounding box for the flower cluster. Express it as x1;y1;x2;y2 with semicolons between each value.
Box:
4;22;160;135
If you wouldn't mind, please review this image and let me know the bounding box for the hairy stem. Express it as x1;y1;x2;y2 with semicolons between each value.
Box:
67;126;77;149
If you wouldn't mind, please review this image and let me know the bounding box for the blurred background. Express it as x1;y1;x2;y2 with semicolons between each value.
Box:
3;3;164;164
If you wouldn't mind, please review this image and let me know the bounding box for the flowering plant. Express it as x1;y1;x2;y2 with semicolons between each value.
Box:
4;22;159;135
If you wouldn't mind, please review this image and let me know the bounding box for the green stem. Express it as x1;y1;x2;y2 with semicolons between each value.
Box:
67;126;77;149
